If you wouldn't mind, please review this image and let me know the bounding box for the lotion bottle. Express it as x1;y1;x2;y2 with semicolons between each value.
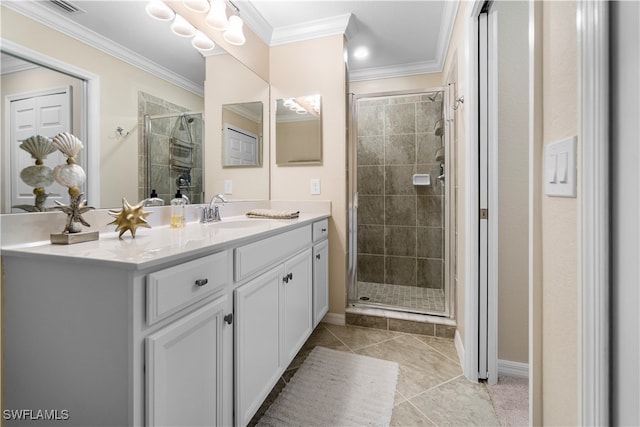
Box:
170;190;186;228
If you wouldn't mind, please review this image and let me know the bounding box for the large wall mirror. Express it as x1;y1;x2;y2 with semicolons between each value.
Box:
0;1;270;212
222;101;263;167
275;95;322;165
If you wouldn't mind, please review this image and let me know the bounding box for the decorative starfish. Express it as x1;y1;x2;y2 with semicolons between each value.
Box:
51;192;95;233
108;198;152;239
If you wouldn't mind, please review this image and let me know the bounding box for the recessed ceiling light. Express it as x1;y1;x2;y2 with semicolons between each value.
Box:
353;47;369;60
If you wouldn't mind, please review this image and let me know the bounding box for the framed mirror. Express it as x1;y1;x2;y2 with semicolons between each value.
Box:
222;101;263;167
275;95;322;165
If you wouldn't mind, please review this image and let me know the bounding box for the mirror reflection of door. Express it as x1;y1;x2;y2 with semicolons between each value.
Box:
10;88;71;211
224;124;258;166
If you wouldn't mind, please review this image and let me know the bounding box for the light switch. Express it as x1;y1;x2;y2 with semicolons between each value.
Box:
557;152;568;183
544;137;576;197
310;179;321;195
546;154;557;183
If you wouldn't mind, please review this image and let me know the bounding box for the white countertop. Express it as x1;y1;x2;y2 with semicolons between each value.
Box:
1;213;329;270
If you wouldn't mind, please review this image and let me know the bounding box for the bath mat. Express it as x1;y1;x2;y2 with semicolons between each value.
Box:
257;346;399;426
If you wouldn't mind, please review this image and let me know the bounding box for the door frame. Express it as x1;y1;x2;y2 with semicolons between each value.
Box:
578;0;609;425
1;38;101;209
464;0;499;385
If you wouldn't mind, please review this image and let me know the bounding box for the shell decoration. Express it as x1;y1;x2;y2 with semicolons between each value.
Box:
108;198;152;239
19;135;57;162
52;132;84;160
20;165;54;188
53;163;86;190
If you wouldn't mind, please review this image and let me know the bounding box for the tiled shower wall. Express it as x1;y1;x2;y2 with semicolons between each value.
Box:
138;92;203;205
357;93;444;289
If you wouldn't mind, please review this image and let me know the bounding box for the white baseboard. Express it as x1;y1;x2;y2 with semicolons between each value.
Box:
498;359;529;379
454;329;465;369
321;312;345;325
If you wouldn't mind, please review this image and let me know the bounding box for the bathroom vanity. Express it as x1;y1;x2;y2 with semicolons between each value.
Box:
2;213;329;426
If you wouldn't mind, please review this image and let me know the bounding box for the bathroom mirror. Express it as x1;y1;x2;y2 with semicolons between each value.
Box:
0;2;271;212
221;102;264;167
275;95;322;165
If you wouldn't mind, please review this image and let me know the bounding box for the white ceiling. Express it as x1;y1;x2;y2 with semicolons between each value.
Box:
1;0;458;92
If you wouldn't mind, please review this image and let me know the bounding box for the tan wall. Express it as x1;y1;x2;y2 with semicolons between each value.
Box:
275;120;322;164
1;6;203;209
540;1;579;424
206;54;270;200
270;35;347;316
496;0;529;364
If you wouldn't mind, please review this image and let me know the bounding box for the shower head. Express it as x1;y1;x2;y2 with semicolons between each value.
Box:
427;92;442;102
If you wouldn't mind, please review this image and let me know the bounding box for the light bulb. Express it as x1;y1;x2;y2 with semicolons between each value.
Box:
171;14;196;37
192;31;215;52
183;0;210;13
146;0;175;21
206;0;229;30
223;15;246;46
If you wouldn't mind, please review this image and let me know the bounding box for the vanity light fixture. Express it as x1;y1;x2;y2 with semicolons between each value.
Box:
145;0;175;21
183;0;210;13
171;14;197;37
223;15;246;46
192;30;215;52
206;0;229;30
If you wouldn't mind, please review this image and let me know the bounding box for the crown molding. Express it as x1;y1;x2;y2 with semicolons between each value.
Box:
237;0;274;45
271;13;353;46
2;1;204;97
436;0;460;71
349;59;442;82
224;103;262;123
1;56;39;75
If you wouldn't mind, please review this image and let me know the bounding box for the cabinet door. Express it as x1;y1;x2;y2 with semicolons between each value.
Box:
234;265;282;427
313;240;329;327
146;296;228;427
281;249;313;364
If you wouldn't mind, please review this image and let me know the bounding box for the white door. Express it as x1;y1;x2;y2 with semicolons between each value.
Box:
10;89;71;211
610;1;640;424
145;297;227;427
281;249;313;364
224;124;258;165
313;240;329;327
234;265;282;427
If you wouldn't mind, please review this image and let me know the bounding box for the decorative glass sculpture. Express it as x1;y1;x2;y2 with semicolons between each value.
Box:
13;135;57;212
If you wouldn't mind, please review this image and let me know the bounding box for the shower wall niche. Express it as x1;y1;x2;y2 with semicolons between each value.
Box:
138;92;203;205
356;92;445;312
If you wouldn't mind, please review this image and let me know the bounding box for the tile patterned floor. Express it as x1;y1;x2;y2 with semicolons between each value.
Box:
358;281;446;313
251;323;501;426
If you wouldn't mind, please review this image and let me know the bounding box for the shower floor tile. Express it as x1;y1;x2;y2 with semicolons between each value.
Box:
357;281;445;313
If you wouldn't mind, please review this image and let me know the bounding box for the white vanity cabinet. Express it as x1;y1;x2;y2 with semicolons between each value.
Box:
312;219;329;327
2;213;329;427
233;226;313;426
2;250;233;427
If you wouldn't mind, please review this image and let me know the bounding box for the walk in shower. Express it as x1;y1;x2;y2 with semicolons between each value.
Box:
349;89;453;317
142;112;204;205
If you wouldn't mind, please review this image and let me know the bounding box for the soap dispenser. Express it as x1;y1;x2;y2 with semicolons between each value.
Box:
144;189;165;207
170;190;186;228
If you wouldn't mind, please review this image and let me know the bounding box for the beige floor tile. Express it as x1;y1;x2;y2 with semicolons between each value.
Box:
414;335;460;363
391;401;436;426
409;376;500;426
323;322;401;351
286;324;350;371
356;334;462;398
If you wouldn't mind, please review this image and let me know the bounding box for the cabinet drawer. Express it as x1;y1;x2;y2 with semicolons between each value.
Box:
147;251;228;325
235;226;311;282
312;219;329;242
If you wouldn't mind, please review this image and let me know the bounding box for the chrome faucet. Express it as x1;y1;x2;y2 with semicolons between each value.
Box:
201;194;228;223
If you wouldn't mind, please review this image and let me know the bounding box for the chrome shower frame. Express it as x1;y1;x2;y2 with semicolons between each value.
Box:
347;87;455;319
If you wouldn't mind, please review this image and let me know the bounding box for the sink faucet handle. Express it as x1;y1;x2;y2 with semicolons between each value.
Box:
213;194;228;204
